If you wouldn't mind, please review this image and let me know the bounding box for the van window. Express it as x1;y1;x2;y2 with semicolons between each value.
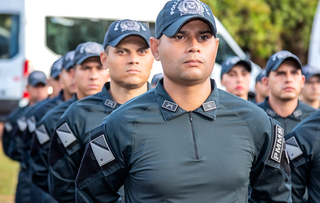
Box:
0;14;19;59
216;34;237;65
46;16;155;55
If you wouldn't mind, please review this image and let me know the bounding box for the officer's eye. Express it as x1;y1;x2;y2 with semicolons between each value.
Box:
199;35;210;41
139;49;147;54
175;35;184;40
117;50;126;54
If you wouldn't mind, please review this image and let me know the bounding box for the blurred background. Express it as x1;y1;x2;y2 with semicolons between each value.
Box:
0;0;319;202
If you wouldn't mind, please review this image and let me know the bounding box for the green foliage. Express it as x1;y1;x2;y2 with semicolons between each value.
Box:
202;0;319;67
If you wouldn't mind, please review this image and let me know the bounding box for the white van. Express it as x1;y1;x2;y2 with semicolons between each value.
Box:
308;0;320;70
0;0;260;120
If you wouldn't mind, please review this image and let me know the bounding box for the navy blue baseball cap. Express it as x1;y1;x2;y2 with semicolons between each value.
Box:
103;19;151;49
265;50;302;76
220;56;252;79
62;50;76;71
28;70;47;87
74;42;104;65
151;73;164;86
302;65;320;81
255;69;266;83
50;57;63;79
155;0;217;39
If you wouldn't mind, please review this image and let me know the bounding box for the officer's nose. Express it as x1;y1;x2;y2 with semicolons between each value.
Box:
186;37;200;53
90;67;99;80
128;53;140;65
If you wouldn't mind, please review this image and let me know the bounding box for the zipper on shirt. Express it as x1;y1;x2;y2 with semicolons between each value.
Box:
189;112;199;160
284;118;287;135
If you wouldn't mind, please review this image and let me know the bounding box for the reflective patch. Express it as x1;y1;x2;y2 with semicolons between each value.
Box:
90;135;115;167
4;122;13;132
35;124;50;145
270;125;284;163
202;101;216;112
293;109;302;118
162;100;178;112
56;123;77;148
17;117;27;131
104;99;117;109
286;136;303;160
27;116;36;133
266;109;276;117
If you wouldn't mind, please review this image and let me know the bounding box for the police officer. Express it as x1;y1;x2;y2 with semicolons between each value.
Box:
47;19;154;203
254;69;269;104
75;1;291;202
258;50;316;135
285;110;320;202
220;56;252;101
5;70;48;203
300;65;320;109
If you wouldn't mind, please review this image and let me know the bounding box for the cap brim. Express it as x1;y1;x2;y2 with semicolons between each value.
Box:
306;73;320;81
161;16;216;39
50;72;60;79
236;61;252;72
270;57;302;73
108;32;150;47
76;54;100;65
30;80;47;87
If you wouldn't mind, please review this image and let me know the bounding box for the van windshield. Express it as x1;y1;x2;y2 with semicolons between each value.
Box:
0;14;19;59
216;34;237;65
46;16;155;55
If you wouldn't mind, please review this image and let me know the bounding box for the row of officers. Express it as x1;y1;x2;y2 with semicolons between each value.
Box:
2;0;320;202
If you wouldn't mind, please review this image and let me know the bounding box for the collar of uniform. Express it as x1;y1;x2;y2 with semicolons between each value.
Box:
102;82;120;113
56;90;65;104
264;97;302;120
155;79;219;121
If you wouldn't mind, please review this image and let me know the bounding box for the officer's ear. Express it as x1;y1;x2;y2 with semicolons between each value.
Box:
150;37;160;61
100;51;108;69
262;77;269;88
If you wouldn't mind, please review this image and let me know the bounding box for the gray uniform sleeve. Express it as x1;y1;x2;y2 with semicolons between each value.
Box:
75;125;126;203
249;117;292;203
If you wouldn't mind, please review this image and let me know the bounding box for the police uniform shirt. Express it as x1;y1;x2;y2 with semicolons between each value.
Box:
285;110;320;203
257;97;316;135
28;95;77;193
75;79;291;203
2;105;30;158
47;82;122;203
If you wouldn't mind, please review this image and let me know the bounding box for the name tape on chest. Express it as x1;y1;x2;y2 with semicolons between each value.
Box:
17;117;27;132
90;135;115;167
285;136;303;160
270;125;284;163
4;122;13;132
27;116;36;133
56;122;77;148
35;124;50;145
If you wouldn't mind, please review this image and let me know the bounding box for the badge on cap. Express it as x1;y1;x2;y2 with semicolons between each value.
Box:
35;124;50;145
118;20;143;32
56;123;77;148
178;0;204;16
17;117;27;132
27;116;36;133
202;101;216;112
104;99;117;109
270;125;284;163
162;100;178;112
271;50;295;62
90;135;115;167
80;42;103;54
286;136;303;160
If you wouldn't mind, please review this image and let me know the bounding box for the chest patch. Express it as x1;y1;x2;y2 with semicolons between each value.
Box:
285;136;303;160
56;122;77;148
270;125;284;163
35;124;50;145
90;135;115;167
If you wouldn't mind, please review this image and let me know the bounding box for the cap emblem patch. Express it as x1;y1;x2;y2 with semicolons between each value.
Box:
271;50;295;62
178;0;204;16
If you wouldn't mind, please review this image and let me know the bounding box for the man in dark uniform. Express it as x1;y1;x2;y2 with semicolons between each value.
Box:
300;65;320;109
3;70;48;203
285;110;320;202
47;19;154;203
254;69;268;104
220;56;252;101
75;1;291;202
258;50;316;135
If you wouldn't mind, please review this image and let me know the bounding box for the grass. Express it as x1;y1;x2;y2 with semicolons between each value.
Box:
0;140;19;203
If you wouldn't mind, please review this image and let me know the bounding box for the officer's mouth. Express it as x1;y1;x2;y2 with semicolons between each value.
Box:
184;59;203;66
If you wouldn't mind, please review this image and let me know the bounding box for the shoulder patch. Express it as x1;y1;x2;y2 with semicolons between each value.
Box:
35;124;50;145
17;117;27;131
90;135;115;167
4;122;13;132
56;122;77;148
27;116;36;133
285;136;303;160
270;125;284;163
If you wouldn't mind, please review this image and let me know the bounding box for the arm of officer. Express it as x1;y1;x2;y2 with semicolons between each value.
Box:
2;121;15;157
75;124;127;203
307;131;320;202
8;118;26;162
249;117;292;203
